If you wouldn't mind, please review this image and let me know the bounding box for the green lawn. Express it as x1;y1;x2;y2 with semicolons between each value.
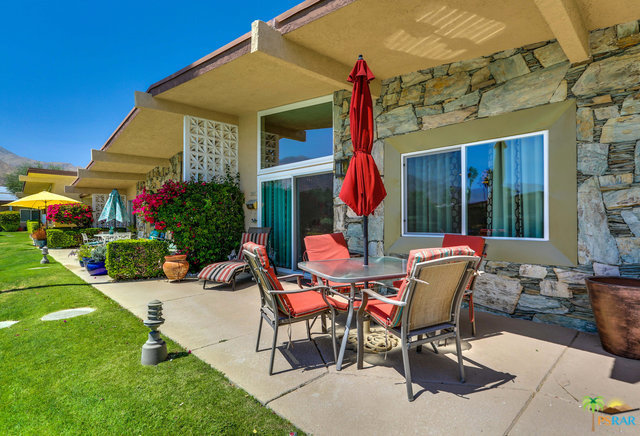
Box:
0;232;300;435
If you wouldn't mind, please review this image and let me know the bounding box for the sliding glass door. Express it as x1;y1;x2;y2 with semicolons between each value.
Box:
261;179;292;268
260;172;333;270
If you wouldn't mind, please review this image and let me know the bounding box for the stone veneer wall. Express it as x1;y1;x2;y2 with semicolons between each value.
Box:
134;152;183;237
333;22;640;332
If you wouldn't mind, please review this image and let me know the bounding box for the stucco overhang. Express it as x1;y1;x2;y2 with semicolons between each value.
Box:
70;0;640;192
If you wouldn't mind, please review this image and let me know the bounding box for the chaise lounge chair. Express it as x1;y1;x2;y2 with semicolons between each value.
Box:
198;227;271;291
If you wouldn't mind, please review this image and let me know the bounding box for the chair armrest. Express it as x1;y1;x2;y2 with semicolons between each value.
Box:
362;288;406;306
278;273;304;280
278;273;304;288
349;252;363;258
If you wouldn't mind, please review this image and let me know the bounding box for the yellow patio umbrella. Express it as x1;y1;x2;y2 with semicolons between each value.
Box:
5;191;81;228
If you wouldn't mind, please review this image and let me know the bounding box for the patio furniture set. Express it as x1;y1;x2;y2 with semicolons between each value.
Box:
197;228;485;402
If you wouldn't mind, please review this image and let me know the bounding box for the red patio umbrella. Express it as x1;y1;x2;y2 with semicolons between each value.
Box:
339;55;386;265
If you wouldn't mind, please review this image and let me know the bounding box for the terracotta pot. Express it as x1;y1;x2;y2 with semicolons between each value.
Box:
586;276;640;360
163;254;189;281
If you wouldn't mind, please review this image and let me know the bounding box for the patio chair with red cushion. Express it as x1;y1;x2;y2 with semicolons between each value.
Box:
303;232;364;294
442;234;486;336
198;227;271;291
357;246;479;401
243;241;336;375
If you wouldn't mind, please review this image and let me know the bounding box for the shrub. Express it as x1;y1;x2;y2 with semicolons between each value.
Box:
0;211;20;232
133;176;244;270
26;220;40;234
105;239;169;280
46;203;93;228
46;228;101;248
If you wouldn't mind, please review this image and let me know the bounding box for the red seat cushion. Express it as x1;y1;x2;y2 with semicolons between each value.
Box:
304;233;350;261
243;241;327;318
365;295;401;326
284;290;329;317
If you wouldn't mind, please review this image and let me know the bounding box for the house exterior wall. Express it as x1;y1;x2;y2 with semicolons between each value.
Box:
333;21;640;332
238;113;259;229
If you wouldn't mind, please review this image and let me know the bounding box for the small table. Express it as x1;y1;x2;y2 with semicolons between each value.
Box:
298;256;407;371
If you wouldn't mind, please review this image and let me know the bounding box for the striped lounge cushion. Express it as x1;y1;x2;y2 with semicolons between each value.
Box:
237;232;269;261
369;245;476;328
198;261;247;284
242;242;328;318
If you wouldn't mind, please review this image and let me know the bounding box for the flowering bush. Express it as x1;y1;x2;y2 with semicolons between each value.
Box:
46;203;93;228
133;176;244;270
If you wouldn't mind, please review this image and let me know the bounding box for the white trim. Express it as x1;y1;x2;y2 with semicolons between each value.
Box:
401;130;549;241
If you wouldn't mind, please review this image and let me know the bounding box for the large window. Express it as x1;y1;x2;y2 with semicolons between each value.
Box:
260;100;333;170
403;131;547;239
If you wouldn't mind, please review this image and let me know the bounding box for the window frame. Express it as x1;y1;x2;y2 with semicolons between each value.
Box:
401;130;549;241
256;95;334;176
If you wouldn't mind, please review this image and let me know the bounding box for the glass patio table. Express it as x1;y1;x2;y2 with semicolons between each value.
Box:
298;256;407;371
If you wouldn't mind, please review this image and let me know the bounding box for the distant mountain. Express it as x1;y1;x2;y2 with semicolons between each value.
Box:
0;146;77;181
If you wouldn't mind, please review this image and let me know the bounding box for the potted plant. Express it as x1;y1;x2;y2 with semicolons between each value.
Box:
586;277;640;360
86;245;108;276
77;244;93;267
31;228;47;248
163;242;189;282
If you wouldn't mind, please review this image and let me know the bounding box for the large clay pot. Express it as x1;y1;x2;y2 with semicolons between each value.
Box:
163;254;189;281
586;276;640;360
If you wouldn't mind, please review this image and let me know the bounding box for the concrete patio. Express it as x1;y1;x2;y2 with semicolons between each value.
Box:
52;249;640;435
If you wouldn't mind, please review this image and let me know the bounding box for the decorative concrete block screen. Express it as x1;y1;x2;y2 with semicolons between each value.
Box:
261;131;279;168
183;115;239;181
92;193;126;227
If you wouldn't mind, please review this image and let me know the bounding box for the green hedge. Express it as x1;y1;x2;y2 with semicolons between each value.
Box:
0;211;20;232
105;239;169;281
46;228;102;248
26;220;40;234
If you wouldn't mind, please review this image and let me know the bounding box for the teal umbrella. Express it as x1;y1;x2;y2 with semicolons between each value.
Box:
98;189;128;234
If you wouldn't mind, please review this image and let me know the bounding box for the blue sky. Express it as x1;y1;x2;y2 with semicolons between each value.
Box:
0;0;299;166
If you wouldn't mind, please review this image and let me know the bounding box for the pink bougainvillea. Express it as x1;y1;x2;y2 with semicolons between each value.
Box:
46;204;93;228
132;177;244;270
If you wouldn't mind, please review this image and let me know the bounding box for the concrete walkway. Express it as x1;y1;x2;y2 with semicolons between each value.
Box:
52;249;640;435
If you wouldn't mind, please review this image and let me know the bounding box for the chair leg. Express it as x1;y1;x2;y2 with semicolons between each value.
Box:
330;309;337;363
269;323;279;376
321;314;328;333
202;280;206;289
357;310;364;369
468;293;477;337
416;334;424;353
231;277;236;292
401;332;414;402
455;327;465;383
305;319;312;341
256;315;264;352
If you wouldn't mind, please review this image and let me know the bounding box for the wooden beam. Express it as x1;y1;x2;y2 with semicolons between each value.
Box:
251;20;382;97
134;91;239;125
91;149;170;167
65;186;116;195
533;0;590;63
77;169;146;181
264;124;306;142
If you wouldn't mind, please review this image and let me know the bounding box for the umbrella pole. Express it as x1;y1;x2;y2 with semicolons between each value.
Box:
363;215;369;266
